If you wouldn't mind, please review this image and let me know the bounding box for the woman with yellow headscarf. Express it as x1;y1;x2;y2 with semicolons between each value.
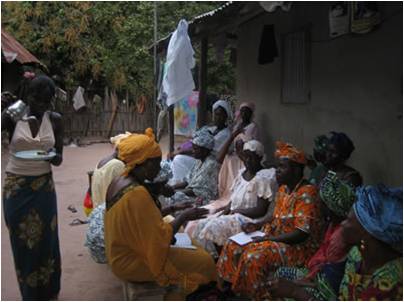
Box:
104;128;217;298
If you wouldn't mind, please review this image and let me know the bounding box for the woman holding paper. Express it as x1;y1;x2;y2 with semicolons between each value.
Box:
103;129;217;299
216;142;323;300
191;140;277;258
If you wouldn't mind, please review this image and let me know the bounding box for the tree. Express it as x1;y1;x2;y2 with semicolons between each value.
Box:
1;1;234;97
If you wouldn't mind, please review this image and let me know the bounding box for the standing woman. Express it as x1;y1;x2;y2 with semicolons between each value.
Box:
2;75;64;300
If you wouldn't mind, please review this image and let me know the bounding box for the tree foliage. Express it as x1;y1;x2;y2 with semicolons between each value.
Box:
2;1;234;97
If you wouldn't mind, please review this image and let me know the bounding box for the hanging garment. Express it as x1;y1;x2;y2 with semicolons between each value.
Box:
258;24;278;65
163;19;195;106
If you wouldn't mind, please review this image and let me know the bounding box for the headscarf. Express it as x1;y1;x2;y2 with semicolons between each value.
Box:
353;185;403;252
152;160;173;183
243;139;264;157
328;131;355;160
192;128;215;150
314;134;329;154
117;128;162;176
319;171;356;217
212;100;233;121
274;141;307;165
235;102;255;120
110;131;132;146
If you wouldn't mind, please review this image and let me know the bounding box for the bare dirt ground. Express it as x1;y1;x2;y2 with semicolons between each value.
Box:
1;133;178;300
1;143;124;300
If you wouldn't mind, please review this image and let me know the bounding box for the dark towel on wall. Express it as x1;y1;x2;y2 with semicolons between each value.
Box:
258;24;278;64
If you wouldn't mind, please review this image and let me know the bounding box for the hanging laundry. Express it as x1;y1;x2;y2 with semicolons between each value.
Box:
351;2;381;34
329;3;350;38
73;86;86;111
162;19;196;106
258;24;278;65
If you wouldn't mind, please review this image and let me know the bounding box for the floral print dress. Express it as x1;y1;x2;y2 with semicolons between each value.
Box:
339;246;403;300
216;182;323;299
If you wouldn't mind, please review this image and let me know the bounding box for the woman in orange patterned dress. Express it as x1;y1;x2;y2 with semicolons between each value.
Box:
216;142;324;299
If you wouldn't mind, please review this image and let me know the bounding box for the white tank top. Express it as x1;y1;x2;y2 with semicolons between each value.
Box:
6;111;56;176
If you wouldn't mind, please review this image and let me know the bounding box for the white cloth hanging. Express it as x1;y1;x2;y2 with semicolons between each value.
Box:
73;86;86;111
162;19;195;107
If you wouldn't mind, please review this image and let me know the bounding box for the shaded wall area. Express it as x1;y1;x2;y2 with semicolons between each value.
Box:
236;2;402;185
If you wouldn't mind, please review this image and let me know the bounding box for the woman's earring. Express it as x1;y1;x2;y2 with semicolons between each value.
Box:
360;239;366;251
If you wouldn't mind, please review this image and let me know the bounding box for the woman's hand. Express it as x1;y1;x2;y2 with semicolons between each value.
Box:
269;278;314;300
232;122;245;138
173;201;194;212
241;222;260;233
179;207;209;222
160;184;175;197
251;235;270;243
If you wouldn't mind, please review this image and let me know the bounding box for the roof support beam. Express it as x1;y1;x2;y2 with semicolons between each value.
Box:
197;36;208;128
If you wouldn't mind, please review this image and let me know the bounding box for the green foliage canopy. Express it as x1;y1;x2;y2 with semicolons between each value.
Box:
2;1;234;96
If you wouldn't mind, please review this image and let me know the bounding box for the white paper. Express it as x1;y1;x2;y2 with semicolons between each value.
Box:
229;231;266;246
171;233;196;250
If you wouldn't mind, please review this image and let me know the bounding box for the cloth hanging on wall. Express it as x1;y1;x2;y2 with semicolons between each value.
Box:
329;2;350;38
351;2;381;34
258;24;278;65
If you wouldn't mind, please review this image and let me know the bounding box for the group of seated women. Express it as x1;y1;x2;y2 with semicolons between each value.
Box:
84;99;402;301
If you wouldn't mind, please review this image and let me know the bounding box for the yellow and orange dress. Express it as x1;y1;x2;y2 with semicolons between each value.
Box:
216;182;323;299
104;184;217;297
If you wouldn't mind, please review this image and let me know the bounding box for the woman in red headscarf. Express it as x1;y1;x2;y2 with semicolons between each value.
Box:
216;142;324;299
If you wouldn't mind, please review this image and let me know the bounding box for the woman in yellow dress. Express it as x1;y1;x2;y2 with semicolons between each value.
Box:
104;128;217;298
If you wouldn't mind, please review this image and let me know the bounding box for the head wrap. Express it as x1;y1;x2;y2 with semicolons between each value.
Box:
117;128;162;176
314;134;329;154
243;140;265;157
353;185;403;252
152;160;173;183
110;131;132;146
274;141;307;165
319;171;356;217
212;100;233;121
235;102;255;120
192;128;214;150
328;131;355;160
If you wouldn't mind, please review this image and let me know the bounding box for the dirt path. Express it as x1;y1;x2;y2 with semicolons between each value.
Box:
1;143;123;300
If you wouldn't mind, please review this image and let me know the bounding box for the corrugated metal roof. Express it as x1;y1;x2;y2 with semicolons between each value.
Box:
192;1;235;22
151;1;242;51
1;30;45;67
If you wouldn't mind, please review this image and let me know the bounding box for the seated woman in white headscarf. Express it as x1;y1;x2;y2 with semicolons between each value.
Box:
191;140;277;258
216;101;260;200
168;100;232;184
165;128;220;208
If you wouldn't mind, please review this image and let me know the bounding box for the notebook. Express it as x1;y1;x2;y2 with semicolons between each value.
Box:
170;233;197;250
229;231;266;246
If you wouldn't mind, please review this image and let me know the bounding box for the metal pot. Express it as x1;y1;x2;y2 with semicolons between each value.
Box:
5;100;28;122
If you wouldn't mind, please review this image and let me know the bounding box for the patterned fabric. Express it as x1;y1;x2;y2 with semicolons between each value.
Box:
339;246;403;300
3;172;61;300
192;168;277;256
308;163;328;186
319;171;357;218
85;203;107;264
217;183;322;299
185;154;220;204
354;185;403;252
314;135;329;154
192;128;214;150
117;128;162;176
274;141;307;165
